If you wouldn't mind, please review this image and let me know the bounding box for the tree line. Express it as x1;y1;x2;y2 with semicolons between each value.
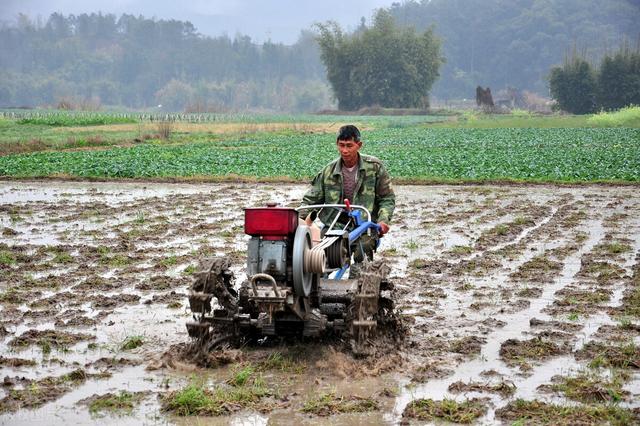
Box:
0;13;329;111
550;45;640;114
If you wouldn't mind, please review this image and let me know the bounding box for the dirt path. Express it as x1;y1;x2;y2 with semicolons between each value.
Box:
1;181;639;425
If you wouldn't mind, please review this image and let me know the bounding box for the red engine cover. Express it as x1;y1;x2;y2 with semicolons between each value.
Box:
244;207;298;236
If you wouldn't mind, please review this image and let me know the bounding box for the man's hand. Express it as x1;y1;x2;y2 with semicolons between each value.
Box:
378;221;390;236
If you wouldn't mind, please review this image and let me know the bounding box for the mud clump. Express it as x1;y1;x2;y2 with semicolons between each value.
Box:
55;315;97;328
31;291;82;309
0;356;37;367
454;255;502;276
510;255;563;283
448;380;516;397
315;346;403;379
517;287;543;298
411;362;454;383
577;257;627;285
554;287;611;306
144;291;183;305
529;317;582;332
538;372;630;403
481;317;506;329
73;276;130;292
594;324;640;342
147;343;243;371
475;216;536;249
611;266;640;317
500;338;570;365
79;391;148;415
136;275;188;291
450;336;486;355
301;391;379;416
496;399;639;425
0;308;22;326
90;293;140;309
575;341;639;369
409;258;453;274
592;239;633;257
2;227;19;236
87;357;143;370
0;287;38;305
9;329;95;349
402;397;488;424
0;369;88;413
22;309;58;322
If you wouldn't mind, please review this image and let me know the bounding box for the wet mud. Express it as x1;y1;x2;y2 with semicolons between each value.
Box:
1;181;639;425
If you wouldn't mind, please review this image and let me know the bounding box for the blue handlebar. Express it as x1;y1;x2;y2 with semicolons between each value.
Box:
347;208;381;248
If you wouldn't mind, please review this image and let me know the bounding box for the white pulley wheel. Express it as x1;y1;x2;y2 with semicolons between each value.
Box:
292;225;313;297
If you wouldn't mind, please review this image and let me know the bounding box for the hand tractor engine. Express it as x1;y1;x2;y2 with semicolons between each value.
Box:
186;202;393;355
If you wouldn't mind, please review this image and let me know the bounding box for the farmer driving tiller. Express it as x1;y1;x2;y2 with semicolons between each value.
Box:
187;125;395;354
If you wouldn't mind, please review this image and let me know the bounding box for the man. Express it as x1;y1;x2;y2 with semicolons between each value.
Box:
301;124;395;268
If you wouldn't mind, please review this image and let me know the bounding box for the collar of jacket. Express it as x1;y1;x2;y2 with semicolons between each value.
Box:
331;154;365;176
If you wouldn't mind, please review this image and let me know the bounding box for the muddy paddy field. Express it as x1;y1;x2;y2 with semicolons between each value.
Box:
1;181;639;425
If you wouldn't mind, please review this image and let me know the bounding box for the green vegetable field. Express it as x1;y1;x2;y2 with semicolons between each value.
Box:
1;127;638;182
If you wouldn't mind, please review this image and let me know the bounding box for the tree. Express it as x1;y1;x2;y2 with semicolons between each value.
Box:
316;9;443;110
549;43;640;114
549;54;597;114
597;44;640;110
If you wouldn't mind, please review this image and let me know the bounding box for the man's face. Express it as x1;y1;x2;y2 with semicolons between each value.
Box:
337;138;362;165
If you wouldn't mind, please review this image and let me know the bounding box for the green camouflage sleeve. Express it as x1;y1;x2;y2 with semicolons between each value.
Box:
301;171;325;206
375;163;395;224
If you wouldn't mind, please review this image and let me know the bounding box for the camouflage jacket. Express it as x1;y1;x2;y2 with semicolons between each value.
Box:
301;154;395;226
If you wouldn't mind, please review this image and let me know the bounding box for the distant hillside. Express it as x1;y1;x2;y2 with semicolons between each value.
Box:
389;0;640;99
1;3;638;110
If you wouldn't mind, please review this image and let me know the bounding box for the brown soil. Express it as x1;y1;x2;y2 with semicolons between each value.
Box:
410;362;454;383
9;329;95;348
0;369;88;413
575;341;640;369
594;324;640;341
0;357;37;367
496;400;639;425
402;397;488;423
450;336;486;355
1;182;639;425
89;293;140;309
500;338;571;364
510;255;563;283
528;318;583;332
136;275;189;290
448;380;516;397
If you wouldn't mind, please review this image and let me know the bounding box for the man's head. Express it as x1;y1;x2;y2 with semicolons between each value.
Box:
336;124;362;167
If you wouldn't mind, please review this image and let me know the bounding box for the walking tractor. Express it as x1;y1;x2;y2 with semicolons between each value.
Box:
186;201;394;355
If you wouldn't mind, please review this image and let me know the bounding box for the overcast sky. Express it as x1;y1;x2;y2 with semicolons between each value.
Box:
1;0;399;44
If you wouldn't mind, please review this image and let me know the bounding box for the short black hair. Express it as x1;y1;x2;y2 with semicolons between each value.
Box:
337;125;361;142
